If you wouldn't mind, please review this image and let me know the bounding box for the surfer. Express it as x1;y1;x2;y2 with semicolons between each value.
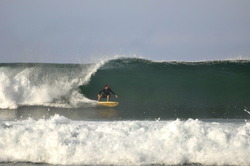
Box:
98;84;118;101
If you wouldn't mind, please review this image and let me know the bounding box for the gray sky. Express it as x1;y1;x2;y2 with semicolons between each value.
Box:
0;0;250;63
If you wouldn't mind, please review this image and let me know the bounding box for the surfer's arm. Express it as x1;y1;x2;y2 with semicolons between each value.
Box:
109;88;119;98
109;88;116;95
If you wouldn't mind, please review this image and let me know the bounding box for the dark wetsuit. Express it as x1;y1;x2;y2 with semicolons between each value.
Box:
99;88;116;98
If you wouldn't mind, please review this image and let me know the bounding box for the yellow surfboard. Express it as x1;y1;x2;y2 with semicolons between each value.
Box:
98;101;119;107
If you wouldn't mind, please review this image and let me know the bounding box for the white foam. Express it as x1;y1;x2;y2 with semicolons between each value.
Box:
0;116;249;165
0;61;107;109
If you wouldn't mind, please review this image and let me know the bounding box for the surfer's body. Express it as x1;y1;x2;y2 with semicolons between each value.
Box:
98;84;118;101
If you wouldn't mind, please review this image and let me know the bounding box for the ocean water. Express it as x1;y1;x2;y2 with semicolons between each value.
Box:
0;58;249;166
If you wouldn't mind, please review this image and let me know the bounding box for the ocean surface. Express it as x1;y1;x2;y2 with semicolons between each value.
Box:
0;57;249;166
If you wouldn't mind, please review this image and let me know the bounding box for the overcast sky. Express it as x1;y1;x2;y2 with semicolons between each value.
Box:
0;0;250;63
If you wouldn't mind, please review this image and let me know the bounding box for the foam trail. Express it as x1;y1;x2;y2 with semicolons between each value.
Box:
0;115;249;165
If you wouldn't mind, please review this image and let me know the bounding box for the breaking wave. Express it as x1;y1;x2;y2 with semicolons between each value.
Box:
1;57;250;119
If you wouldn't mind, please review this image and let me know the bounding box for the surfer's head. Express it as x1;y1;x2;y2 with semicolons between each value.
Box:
105;84;110;89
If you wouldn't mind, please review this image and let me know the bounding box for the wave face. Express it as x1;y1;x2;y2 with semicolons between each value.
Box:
0;115;249;165
82;58;250;119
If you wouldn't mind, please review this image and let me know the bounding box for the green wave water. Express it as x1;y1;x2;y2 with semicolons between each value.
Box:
81;58;250;119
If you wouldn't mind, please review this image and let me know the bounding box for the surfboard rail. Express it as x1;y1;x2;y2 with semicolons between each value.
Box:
98;101;119;107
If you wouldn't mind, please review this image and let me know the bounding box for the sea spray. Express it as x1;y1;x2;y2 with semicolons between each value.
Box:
0;62;105;109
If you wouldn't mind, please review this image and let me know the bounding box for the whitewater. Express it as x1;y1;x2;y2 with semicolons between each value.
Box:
0;57;250;166
0;115;249;165
0;62;104;109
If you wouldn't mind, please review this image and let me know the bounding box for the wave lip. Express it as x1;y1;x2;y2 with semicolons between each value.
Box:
0;115;249;165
